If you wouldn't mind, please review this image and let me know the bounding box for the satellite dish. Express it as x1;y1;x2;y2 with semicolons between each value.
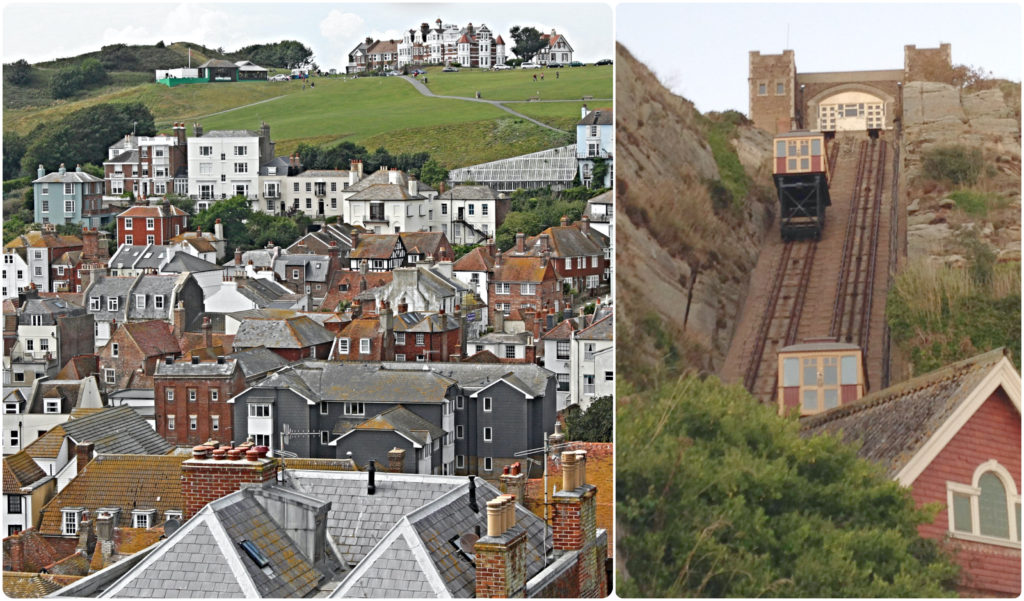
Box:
164;518;180;537
458;533;480;554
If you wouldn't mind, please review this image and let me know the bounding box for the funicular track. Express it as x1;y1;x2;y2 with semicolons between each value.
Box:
743;239;817;402
830;135;887;358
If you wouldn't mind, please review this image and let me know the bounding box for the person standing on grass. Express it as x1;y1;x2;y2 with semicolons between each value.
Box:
533;73;537;82
556;71;559;79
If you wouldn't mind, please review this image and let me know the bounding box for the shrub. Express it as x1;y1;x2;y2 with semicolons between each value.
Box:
4;59;32;85
922;145;984;186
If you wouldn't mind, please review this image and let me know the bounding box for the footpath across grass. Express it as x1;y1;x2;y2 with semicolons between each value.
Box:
507;101;597;130
422;65;612;101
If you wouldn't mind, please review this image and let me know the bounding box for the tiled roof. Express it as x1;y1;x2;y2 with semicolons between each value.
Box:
492;255;551;283
23;425;67;459
321;270;393;311
378;361;553;397
3;450;47;494
60;406;174;455
347;183;423;202
461;349;502;363
436;185;499;201
399;232;448;258
3;572;68;597
69;407;106;419
33;170;103;184
393;311;460;333
46;551;90;576
337;318;383;346
526;224;606;259
155;357;238;377
800;348;1016;478
452;246;494;272
36;453;186;535
123;320;181;358
282;457;358;471
541;317;577;341
117;204;188;218
4;231;82;250
278;362;454;404
2;531;65;573
350;234;401;260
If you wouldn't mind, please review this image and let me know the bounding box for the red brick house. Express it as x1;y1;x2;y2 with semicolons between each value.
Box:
524;216;610;296
96;320;182;392
321;269;393;313
487;248;563;324
103;123;188;199
50;229;109;293
392;306;461;362
802;349;1021;597
231;314;334;361
154;355;247;447
115;202;189;247
332;308;395;361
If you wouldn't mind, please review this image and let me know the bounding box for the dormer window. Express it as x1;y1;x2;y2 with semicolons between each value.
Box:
132;509;156;529
136;294;146;309
107;297;118;311
62;508;83;535
44;399;60;414
90;297;100;311
154;295;165;310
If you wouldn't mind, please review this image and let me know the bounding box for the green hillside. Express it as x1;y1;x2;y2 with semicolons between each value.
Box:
423;64;612;101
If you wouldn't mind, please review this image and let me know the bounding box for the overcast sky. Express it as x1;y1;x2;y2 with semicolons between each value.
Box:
618;3;1022;114
2;2;614;70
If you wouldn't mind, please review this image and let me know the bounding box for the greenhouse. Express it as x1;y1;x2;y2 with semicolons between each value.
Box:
448;145;578;192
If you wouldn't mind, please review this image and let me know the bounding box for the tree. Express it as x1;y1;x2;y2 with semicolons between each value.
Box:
20;102;155;174
4;130;27;179
193;195;252;259
509;26;546;63
247;212;303;250
618;375;959;597
4;59;32;85
49;66;85;99
494;211;544;250
419;159;448;188
565;395;611;442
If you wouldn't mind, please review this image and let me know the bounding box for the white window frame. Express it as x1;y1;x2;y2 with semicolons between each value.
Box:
521;283;536;295
166;388;174;401
483;397;492;412
484;457;493;472
107;297;119;311
456;395;464;410
167;415;175;430
946;460;1022;548
483;427;492;442
343;402;365;416
338;338;350;354
188;388;197;402
44;399;60;414
133;511;151;529
146;218;155;230
125;234;133;245
90;297;100;311
212;415;220;431
210;389;219;402
136;294;146;309
62;509;81;535
189;415;197;430
359;338;371;354
249;404;271;418
496;282;510;295
320;402;329;415
456;425;464;439
154;295;165;310
104;368;115;385
457;455;465;469
395;332;406;345
415;333;425;346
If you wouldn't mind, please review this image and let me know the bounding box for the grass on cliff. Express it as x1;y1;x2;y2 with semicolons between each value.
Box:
700;111;751;210
887;257;1021;374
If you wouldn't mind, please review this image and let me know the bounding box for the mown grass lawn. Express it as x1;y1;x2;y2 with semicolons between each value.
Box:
505;101;600;130
421;65;611;101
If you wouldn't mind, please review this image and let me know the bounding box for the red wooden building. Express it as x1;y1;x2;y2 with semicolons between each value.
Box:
802;348;1021;597
116;202;189;247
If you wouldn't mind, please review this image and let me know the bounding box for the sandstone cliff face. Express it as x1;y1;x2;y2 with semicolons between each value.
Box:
616;43;773;383
901;81;1021;265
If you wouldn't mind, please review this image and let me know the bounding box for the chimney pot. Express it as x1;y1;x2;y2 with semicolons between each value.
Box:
212;449;226;460
227;448;242;460
245;449;260;461
255;446;269;459
486;498;504;536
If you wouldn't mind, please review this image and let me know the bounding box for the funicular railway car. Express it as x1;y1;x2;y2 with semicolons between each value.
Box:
774;130;831;240
777;338;866;416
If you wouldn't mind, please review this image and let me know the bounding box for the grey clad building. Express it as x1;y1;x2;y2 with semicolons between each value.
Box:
228;361;556;477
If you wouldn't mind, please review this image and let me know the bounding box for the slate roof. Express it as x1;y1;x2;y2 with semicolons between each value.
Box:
122;320;181;358
337;405;446;445
227;346;290;380
84;275;135;322
28;380;88;414
347;183;424;202
102;485;340;598
800;348;1016;478
452;246;494;272
33;169;103;184
36;453;185;535
128;274;182;319
233;315;334;349
231;277;298;307
258;155;292;176
18;297;85;324
576;312;612;341
285;470;465;565
23;425;66;459
578;108;613;126
269;362;455;404
346;169;434;195
155;357;238;377
162;252;221;273
59;406;174;455
377;362;554;397
350;235;401;260
282;457;358;472
393;311;460;333
436;185;499;201
330;478;548;597
273;253;332;283
197;59;239;69
3;450;48;494
109;245;173;271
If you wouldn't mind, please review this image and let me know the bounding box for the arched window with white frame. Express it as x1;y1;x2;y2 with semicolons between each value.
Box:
946;459;1021;547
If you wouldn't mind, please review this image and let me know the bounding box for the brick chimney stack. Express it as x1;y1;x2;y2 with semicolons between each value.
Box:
550;450;602;596
515;232;525;254
181;444;277;519
499;462;527;503
76;441;95;474
388;447;406;472
560;215;569;227
474;494;528;598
